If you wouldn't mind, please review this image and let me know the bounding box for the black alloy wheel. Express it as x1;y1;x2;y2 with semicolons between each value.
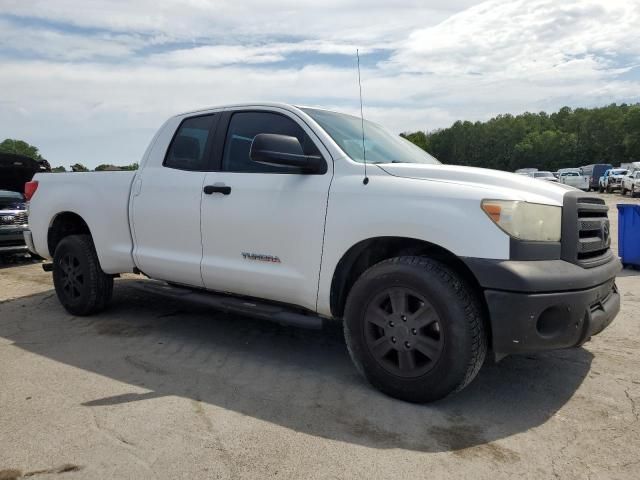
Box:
58;252;85;300
363;287;443;378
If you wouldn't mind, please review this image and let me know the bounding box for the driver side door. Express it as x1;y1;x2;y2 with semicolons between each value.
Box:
200;108;333;311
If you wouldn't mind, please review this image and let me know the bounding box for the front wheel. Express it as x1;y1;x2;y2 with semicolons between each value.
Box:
53;234;113;315
343;256;487;403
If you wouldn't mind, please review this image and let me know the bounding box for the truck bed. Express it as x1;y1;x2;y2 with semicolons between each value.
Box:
29;171;137;273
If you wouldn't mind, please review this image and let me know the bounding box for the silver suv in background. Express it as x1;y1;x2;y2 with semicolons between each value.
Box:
0;190;29;256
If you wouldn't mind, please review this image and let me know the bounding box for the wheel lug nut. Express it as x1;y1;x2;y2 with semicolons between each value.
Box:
404;341;411;349
401;315;407;322
411;328;417;335
389;321;395;327
391;337;397;343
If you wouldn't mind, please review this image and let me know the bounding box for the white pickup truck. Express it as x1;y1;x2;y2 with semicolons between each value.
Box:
558;169;589;191
25;103;621;402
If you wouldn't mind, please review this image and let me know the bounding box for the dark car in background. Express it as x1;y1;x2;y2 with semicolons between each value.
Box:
0;152;49;256
0;190;29;255
581;163;613;191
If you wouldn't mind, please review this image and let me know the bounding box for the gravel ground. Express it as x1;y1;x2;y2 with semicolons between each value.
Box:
1;192;639;480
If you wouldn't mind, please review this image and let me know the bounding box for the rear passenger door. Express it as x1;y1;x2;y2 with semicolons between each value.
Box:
131;114;218;287
200;107;333;311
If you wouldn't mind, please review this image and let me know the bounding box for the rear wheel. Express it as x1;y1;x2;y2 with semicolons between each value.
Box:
344;256;487;403
53;234;113;315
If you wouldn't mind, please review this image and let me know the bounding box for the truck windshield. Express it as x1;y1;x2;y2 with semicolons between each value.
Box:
301;108;440;165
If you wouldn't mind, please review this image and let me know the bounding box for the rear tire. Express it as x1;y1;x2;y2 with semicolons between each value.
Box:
53;234;113;315
343;256;487;403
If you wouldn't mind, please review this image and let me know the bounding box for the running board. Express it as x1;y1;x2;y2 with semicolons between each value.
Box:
130;280;325;330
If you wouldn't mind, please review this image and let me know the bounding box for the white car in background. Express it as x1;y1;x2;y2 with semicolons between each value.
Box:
530;171;559;183
599;168;628;193
558;170;588;190
621;170;640;197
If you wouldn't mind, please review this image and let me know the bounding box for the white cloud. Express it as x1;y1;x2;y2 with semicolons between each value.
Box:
391;0;640;81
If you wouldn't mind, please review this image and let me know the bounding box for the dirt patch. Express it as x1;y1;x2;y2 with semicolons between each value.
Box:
0;464;82;479
0;470;22;480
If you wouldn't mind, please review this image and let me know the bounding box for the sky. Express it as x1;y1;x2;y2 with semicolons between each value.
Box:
0;0;639;168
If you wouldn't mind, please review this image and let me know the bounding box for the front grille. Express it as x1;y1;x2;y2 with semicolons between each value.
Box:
0;211;28;226
561;192;612;268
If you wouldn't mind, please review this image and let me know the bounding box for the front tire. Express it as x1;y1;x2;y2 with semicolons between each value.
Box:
343;256;487;403
53;234;113;315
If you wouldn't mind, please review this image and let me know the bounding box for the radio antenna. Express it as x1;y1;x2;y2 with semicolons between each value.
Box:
356;49;369;185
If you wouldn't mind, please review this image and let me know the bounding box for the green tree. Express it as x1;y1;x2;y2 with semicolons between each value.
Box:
403;103;639;171
0;139;43;160
70;163;89;172
94;164;120;171
51;166;67;173
623;106;640;161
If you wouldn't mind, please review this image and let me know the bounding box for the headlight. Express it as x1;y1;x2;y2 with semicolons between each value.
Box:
481;200;561;242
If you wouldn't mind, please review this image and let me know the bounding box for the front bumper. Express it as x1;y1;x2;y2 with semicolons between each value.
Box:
0;225;29;254
463;257;621;359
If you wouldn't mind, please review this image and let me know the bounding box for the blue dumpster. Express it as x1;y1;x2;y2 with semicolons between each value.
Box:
617;204;640;268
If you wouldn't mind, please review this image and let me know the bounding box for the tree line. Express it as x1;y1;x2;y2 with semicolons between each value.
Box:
0;139;138;172
402;103;640;172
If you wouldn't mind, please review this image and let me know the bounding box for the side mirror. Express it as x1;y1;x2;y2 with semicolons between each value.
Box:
250;134;323;173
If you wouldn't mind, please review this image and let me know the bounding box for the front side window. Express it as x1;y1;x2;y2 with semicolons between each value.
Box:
222;111;322;173
164;115;216;171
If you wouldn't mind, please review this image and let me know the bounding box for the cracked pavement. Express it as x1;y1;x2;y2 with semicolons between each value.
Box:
1;193;639;479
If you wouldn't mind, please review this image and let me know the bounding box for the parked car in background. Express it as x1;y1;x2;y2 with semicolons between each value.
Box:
25;102;621;403
0;153;43;256
581;163;613;191
0;153;49;193
558;170;588;190
530;171;559;183
621;170;640;197
599;168;628;193
0;190;29;256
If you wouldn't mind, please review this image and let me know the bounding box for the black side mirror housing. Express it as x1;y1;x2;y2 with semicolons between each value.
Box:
249;134;324;173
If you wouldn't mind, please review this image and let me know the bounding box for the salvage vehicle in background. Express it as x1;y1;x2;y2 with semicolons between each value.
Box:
25;103;621;403
0;190;29;255
0;153;47;256
530;171;559;183
599;168;628;193
558;170;588;190
621;170;640;197
581;163;613;192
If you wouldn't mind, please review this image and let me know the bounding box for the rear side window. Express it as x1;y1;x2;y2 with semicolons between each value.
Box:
164;115;216;171
222;111;322;173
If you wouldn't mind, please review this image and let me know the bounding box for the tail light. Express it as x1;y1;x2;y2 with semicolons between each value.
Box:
25;180;39;201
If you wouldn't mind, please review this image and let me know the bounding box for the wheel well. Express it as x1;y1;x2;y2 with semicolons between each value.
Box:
47;212;91;256
329;237;488;321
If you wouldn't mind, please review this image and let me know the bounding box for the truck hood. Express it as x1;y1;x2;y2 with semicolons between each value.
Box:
377;163;570;206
